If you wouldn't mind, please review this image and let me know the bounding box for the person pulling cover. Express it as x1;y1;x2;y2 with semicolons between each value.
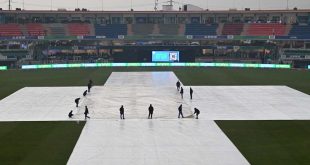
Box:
120;105;125;119
178;104;184;118
148;104;154;119
83;90;87;97
176;80;181;91
194;108;200;119
180;87;184;99
190;87;193;100
68;110;74;118
75;98;80;107
84;106;90;120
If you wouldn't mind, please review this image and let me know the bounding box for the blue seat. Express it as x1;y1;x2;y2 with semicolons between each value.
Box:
289;25;310;37
95;24;127;38
185;24;218;35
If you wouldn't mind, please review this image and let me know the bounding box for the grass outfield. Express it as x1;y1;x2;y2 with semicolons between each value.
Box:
216;121;310;165
0;67;309;100
0;121;85;165
0;67;309;164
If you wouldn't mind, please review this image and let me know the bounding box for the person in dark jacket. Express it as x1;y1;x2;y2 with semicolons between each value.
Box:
180;87;184;99
120;105;125;119
88;79;93;92
194;108;200;119
83;90;88;97
190;87;193;100
176;80;181;91
75;98;80;107
178;104;184;118
148;104;154;119
87;83;92;93
84;106;90;120
68;110;74;118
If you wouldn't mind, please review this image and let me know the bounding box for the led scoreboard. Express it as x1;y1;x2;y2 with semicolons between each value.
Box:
152;51;180;62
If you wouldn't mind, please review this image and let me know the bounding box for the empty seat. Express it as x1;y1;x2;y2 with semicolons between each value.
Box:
222;23;244;35
0;24;22;36
26;23;46;36
158;24;181;35
289;25;310;37
68;23;90;36
131;24;154;35
185;24;218;35
95;24;127;38
46;23;66;36
245;23;286;36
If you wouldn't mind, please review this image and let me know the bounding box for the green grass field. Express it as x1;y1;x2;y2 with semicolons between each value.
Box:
0;121;85;165
0;67;309;100
0;67;309;164
216;121;310;165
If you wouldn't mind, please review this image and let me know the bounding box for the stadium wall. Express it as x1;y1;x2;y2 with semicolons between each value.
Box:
0;35;310;41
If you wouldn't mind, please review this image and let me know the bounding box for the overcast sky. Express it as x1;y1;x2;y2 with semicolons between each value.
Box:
1;0;310;11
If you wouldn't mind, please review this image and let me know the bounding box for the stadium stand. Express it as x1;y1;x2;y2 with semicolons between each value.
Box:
185;24;218;35
283;49;310;56
245;23;287;36
0;9;309;69
0;24;22;36
46;23;66;36
222;23;244;35
95;24;127;38
131;24;155;35
68;23;91;36
0;22;308;38
178;24;186;35
289;25;310;37
0;50;28;60
26;23;46;36
158;24;182;35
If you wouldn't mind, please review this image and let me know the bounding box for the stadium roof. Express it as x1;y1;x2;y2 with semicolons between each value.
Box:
0;9;310;14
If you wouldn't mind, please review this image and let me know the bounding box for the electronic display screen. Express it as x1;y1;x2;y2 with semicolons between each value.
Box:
152;51;180;62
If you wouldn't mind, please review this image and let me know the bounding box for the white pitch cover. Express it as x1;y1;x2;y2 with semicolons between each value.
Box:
1;72;310;164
